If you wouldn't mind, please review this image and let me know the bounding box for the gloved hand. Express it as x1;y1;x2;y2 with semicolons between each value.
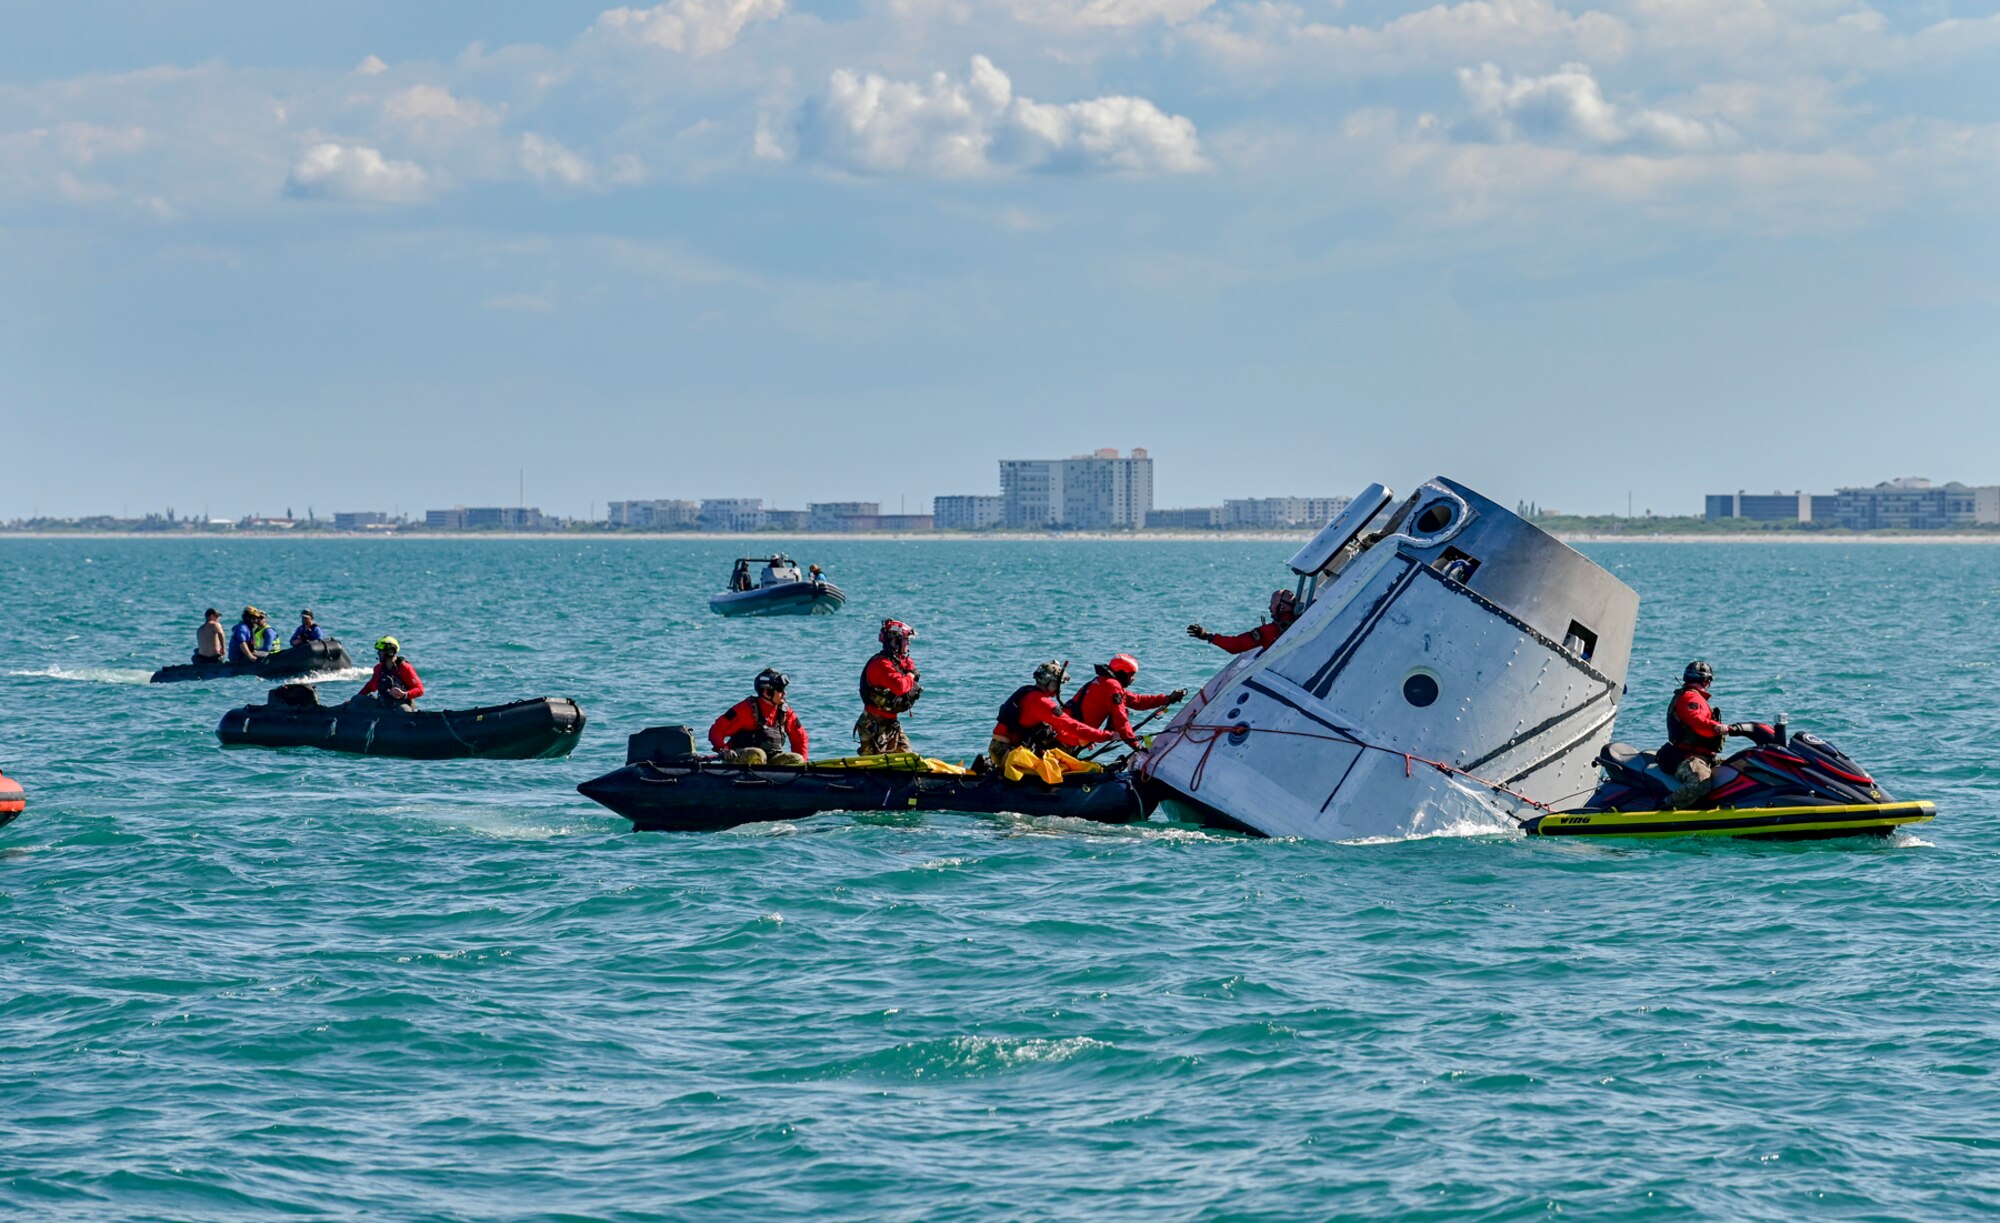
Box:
1167;688;1188;703
387;687;408;701
1727;722;1753;736
1186;624;1208;640
1124;737;1142;750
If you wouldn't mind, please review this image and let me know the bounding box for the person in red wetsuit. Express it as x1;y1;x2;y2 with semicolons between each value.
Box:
1655;660;1757;808
1065;654;1186;749
855;619;921;755
1188;589;1300;655
709;668;808;766
354;636;424;709
987;661;1114;766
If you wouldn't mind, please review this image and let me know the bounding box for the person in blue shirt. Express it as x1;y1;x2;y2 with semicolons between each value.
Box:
289;609;323;648
252;613;282;655
228;607;267;663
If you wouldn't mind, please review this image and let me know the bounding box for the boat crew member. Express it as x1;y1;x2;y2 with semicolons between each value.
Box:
290;609;324;648
252;612;284;656
856;619;922;755
988;661;1115;766
229;607;270;663
709;668;809;766
1066;654;1186;749
194;608;226;665
354;637;424;710
1187;590;1300;655
1657;660;1757;809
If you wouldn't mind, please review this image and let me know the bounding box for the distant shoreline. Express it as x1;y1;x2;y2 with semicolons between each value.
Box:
7;530;2000;544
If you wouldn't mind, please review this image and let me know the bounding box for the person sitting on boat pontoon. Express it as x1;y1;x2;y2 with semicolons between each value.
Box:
194;608;226;665
1066;654;1186;750
730;560;755;593
353;637;424;710
290;609;323;648
988;661;1114;767
229;607;270;663
1657;660;1758;809
1187;589;1300;655
709;668;809;766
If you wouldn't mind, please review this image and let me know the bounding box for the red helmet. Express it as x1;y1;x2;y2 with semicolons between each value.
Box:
879;619;916;648
1269;589;1298;618
1108;653;1139;680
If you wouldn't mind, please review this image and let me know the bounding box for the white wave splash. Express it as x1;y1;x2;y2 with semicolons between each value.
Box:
8;665;154;685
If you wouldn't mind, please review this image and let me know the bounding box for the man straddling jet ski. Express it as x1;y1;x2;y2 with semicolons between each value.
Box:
1658;659;1766;808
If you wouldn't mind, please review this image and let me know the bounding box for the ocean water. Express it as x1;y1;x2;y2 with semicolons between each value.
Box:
2;537;1996;1220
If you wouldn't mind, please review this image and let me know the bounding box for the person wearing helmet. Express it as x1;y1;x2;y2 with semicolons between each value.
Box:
1657;660;1758;808
353;637;424;710
251;610;283;656
228;606;270;663
988;661;1115;767
1187;589;1301;656
1065;654;1187;749
856;619;922;755
289;609;324;648
709;668;809;766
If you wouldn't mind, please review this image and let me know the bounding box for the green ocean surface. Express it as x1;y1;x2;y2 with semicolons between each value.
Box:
2;538;1994;1219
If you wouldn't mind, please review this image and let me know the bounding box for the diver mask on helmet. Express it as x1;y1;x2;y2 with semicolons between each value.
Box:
1683;660;1713;687
1033;661;1066;692
755;667;789;695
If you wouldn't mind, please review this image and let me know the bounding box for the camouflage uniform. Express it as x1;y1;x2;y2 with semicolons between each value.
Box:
854;712;912;756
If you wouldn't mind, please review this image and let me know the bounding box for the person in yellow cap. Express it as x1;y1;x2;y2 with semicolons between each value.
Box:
353;637;424;710
228;607;269;663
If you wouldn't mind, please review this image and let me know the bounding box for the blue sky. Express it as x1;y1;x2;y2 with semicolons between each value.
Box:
3;0;1997;519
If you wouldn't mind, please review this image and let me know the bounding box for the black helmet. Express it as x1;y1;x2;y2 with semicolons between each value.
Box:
1683;660;1713;686
754;667;789;694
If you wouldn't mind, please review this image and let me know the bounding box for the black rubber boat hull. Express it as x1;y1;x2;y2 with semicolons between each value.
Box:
217;696;586;760
578;760;1150;832
151;639;353;685
708;582;846;617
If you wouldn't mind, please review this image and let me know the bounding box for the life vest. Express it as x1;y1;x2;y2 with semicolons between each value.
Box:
995;685;1058;748
859;652;918;713
1064;676;1115;723
254;625;281;653
1665;685;1724;755
725;698;792;755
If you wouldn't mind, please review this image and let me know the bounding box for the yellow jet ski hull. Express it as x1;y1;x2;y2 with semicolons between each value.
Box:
1524;801;1936;841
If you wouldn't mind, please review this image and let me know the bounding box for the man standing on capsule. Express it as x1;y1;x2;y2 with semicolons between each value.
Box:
855;619;921;755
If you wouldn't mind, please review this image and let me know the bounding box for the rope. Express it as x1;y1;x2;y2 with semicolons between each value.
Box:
1152;720;1560;815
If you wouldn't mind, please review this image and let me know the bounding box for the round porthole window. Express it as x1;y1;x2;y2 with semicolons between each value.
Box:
1402;672;1440;708
1414;502;1455;535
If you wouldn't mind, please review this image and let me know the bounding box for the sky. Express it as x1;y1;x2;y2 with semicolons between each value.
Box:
2;0;1997;520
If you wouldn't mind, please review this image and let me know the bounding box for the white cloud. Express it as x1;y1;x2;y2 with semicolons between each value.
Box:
1457;63;1729;152
802;56;1205;176
594;0;785;55
1006;0;1214;29
382;85;502;131
284;142;431;203
519;133;597;186
356;55;389;76
1187;0;1632;76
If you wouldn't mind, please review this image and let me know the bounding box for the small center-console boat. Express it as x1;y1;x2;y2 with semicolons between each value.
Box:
708;555;846;617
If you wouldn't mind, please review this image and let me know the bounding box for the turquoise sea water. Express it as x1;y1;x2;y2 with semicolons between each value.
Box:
3;538;1997;1220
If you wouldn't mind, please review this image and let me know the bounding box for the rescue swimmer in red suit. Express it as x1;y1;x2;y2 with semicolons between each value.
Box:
1188;589;1300;655
1655;660;1758;808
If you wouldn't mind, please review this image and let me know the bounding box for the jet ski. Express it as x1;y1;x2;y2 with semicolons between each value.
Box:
1523;721;1934;841
0;769;23;830
217;684;586;760
151;638;354;684
577;726;1148;832
709;555;845;617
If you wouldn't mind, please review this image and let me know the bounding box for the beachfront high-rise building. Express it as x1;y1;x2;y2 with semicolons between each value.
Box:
999;449;1153;529
699;499;767;532
1704;479;2000;529
934;495;1005;530
1223;497;1353;529
608;500;699;529
808;503;881;532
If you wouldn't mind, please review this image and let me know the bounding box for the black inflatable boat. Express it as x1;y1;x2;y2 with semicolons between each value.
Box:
217;687;586;759
577;726;1150;832
152;638;354;685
